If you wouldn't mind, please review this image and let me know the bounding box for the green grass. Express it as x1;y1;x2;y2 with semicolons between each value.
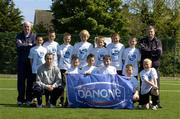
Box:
0;77;180;119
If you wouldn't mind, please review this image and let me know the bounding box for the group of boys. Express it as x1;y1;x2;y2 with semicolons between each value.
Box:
16;21;162;110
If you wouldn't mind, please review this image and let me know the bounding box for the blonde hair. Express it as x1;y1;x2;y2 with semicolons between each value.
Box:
143;58;152;64
96;36;105;43
79;29;90;38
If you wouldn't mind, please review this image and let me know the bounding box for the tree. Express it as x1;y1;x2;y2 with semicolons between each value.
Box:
0;0;23;32
51;0;127;35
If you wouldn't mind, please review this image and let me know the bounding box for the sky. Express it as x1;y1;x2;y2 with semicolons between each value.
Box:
14;0;52;23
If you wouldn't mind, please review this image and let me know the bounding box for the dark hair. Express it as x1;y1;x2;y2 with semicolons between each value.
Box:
71;54;79;62
103;55;111;60
87;53;95;60
35;35;43;40
48;30;55;34
45;53;54;60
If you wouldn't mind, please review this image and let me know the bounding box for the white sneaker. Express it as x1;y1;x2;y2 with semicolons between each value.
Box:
152;105;158;110
145;103;150;109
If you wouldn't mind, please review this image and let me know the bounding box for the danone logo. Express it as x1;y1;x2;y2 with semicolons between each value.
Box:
75;82;125;107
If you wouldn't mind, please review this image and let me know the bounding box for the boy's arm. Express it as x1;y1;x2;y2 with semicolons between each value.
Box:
144;78;158;89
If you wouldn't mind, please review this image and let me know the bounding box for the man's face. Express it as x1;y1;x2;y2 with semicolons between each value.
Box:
45;54;54;66
23;23;31;34
64;35;71;44
148;28;155;40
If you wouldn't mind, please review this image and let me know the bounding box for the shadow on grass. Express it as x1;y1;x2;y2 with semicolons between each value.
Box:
0;103;36;108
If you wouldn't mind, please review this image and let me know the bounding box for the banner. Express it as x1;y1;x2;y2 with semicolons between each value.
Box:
66;74;134;109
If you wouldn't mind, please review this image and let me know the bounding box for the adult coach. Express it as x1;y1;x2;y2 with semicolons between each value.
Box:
139;25;162;108
16;21;36;106
33;53;64;107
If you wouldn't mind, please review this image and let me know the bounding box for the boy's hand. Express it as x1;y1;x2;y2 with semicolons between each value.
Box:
47;85;54;91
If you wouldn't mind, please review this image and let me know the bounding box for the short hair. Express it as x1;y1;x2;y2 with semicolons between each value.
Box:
63;32;71;37
96;36;105;42
143;58;152;64
126;64;133;69
103;55;111;60
45;53;54;60
71;54;80;62
129;37;137;42
87;53;95;60
23;21;32;28
48;30;55;34
147;25;156;31
35;35;43;40
79;29;90;38
111;32;120;38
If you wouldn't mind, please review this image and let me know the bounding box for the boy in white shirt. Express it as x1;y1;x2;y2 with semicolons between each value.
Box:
139;58;159;110
57;32;74;106
96;55;117;74
90;36;108;67
106;33;125;75
73;30;93;68
66;55;81;74
125;64;139;102
43;30;59;66
122;37;141;79
28;35;47;105
81;54;97;75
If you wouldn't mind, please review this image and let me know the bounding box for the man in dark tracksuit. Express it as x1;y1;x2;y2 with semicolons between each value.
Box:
139;26;162;108
16;21;36;106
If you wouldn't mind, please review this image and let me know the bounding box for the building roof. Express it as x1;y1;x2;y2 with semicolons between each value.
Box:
34;10;54;28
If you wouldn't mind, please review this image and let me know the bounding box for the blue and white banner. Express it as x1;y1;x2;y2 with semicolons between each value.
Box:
66;74;134;109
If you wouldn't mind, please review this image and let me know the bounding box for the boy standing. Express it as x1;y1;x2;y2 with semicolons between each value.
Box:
28;35;47;105
106;33;125;75
73;30;93;68
122;37;141;79
43;30;59;66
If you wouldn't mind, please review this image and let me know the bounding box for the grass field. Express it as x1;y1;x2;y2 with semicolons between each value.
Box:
0;76;180;119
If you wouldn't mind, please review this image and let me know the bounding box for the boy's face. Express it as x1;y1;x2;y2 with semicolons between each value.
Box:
45;55;54;67
112;35;120;44
129;38;137;47
72;59;80;67
87;57;95;66
103;57;111;67
143;61;152;69
96;39;104;48
126;67;133;76
48;32;56;41
81;34;89;42
64;35;71;44
36;37;43;45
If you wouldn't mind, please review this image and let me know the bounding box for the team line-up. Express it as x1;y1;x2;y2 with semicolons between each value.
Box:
16;21;162;110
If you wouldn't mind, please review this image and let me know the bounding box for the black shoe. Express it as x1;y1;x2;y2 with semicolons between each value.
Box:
157;104;162;108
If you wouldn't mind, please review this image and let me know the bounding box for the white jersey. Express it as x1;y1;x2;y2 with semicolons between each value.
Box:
127;76;139;93
80;65;97;74
73;41;93;67
57;44;74;70
90;47;108;67
67;66;81;74
122;47;141;76
95;65;117;74
43;41;59;66
140;68;158;95
28;45;47;74
106;43;125;70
